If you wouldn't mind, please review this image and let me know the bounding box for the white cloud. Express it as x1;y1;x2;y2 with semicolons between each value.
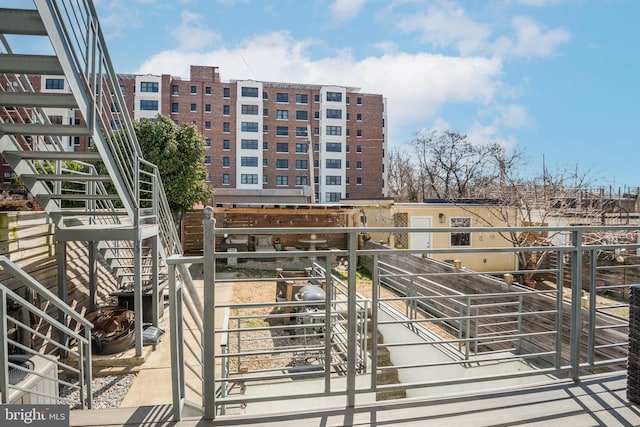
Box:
97;0;145;40
396;1;492;56
137;31;503;144
492;104;532;129
171;11;222;51
329;0;368;22
500;16;571;58
395;2;569;59
373;41;400;55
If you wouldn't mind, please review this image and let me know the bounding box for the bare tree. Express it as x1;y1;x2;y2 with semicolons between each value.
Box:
410;130;507;200
387;147;419;201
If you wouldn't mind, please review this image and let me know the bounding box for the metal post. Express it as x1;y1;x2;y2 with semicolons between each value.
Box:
168;263;183;421
88;241;97;310
569;230;583;381
203;208;216;419
56;239;68;353
151;234;160;326
324;255;332;392
555;250;565;370
587;250;597;365
134;237;143;357
346;230;358;407
0;288;8;403
370;254;379;390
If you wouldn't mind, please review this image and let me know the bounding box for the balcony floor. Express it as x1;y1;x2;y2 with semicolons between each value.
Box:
70;372;637;426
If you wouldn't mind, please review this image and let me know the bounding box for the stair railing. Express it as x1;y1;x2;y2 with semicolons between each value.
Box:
0;256;93;408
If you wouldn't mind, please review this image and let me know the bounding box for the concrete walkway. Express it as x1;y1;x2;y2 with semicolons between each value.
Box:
118;265;233;407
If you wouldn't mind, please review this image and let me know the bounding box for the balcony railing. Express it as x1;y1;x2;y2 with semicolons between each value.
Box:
167;219;638;420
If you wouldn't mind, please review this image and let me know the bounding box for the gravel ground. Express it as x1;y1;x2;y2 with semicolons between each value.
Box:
60;373;136;409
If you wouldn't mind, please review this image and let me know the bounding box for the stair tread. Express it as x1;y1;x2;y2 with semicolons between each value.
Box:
0;91;78;108
0;123;91;136
21;173;112;182
0;9;46;36
3;150;101;161
0;54;63;74
38;193;121;201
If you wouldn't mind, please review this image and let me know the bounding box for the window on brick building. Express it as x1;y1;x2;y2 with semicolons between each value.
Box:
326;126;342;136
276;176;288;185
171;85;179;95
190;85;197;94
223;139;230;149
326;175;341;185
296;94;308;104
326;109;342;119
241;139;259;149
276;126;289;136
205;86;211;95
326;159;341;168
45;78;65;90
205;121;211;130
276;159;288;169
326;91;342;102
241;156;258;167
241;174;259;184
140;100;158;111
223;122;230;133
296;176;308;185
223;87;230;98
276;142;289;152
242;104;258;115
191;103;197;112
326;143;342;152
222;157;229;167
326;192;341;202
242;122;259;132
241;87;259;97
171;103;179;113
276;110;289;119
276;93;289;102
296;110;308;120
222;174;230;184
295;143;308;153
141;82;158;92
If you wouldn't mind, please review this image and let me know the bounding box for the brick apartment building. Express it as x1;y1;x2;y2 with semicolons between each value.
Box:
1;65;388;203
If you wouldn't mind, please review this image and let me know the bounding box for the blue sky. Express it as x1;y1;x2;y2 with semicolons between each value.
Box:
13;0;640;187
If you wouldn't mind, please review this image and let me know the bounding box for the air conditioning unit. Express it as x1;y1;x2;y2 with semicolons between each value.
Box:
7;354;59;404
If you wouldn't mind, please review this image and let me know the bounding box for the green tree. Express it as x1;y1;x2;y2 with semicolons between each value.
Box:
134;115;212;212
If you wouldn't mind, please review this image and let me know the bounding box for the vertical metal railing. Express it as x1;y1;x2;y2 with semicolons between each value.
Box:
165;224;637;421
0;256;93;408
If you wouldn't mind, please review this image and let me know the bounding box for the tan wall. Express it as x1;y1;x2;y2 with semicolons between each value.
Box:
361;203;517;273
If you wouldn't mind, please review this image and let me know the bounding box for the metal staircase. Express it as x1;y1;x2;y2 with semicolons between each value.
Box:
0;1;187;357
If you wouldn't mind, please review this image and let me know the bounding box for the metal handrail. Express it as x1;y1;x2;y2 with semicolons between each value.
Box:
0;256;93;408
162;223;638;421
